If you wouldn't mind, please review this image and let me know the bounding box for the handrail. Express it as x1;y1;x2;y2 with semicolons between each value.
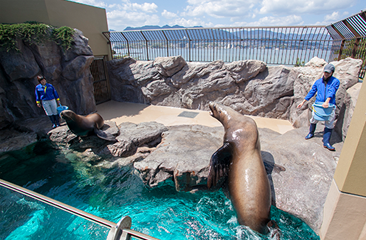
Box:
1;178;160;240
121;229;160;240
0;179;115;229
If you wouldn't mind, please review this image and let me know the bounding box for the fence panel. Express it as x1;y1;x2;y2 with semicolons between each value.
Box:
103;12;365;78
105;26;334;66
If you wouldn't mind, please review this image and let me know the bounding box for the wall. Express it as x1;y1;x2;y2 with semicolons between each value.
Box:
0;0;111;59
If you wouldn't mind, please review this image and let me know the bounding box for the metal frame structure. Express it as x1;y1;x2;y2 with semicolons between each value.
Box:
326;10;366;78
102;11;366;78
103;26;334;66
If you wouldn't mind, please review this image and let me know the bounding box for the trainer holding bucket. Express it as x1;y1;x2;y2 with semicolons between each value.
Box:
297;64;340;151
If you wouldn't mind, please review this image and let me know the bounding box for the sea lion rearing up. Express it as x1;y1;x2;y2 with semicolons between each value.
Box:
207;102;272;234
60;110;116;142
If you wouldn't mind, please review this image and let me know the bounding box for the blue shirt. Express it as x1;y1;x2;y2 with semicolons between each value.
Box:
35;83;60;103
305;76;340;105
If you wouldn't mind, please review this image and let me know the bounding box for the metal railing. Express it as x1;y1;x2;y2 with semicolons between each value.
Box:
0;179;159;240
326;10;366;78
103;26;334;66
102;11;366;78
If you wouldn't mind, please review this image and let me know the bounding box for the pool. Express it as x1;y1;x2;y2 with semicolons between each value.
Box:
0;146;320;239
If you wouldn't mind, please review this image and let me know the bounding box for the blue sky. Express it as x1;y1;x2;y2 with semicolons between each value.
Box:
70;0;366;31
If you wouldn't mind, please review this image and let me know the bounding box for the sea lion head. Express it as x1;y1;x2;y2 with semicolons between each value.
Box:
60;110;77;123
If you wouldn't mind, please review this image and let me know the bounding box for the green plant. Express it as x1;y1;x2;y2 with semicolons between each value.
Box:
51;26;75;50
294;58;305;67
0;22;75;52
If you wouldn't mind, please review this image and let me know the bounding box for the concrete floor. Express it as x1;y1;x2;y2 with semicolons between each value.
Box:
96;101;294;134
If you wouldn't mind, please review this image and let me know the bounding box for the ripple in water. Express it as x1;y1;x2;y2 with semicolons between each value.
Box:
0;149;320;240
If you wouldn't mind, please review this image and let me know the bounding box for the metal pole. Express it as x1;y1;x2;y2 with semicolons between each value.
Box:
185;29;191;62
0;179;115;229
120;32;130;57
140;31;149;61
162;30;169;57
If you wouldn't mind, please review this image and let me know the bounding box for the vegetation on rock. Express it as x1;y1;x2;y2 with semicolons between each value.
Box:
0;22;75;52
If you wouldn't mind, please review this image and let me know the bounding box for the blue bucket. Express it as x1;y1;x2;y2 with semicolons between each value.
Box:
312;102;335;121
57;105;68;115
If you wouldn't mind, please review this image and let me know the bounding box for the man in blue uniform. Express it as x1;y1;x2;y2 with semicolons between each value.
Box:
297;64;340;151
35;75;61;128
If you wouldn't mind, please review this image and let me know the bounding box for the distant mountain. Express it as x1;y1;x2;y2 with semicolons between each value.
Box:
123;25;203;31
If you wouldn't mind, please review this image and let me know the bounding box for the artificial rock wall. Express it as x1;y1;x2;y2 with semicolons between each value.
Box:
0;29;96;130
107;56;363;139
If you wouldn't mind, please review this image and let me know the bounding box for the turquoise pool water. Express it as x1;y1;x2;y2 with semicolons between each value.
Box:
0;148;320;240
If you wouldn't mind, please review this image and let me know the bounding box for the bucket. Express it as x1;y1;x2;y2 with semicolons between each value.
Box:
57;105;68;115
312;102;335;121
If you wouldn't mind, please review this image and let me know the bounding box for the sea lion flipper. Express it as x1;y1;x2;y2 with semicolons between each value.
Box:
207;142;232;189
94;128;117;142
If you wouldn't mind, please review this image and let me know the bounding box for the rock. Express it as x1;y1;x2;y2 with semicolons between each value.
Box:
106;122;167;157
305;56;327;68
153;56;186;77
132;123;342;233
334;82;362;140
0;27;96;130
0;40;40;82
0;129;37;153
225;60;267;83
47;121;167;158
62;56;94;81
107;56;362;137
15;116;58;138
63;29;94;62
133;125;224;190
260;126;342;233
48;125;77;143
331;57;363;89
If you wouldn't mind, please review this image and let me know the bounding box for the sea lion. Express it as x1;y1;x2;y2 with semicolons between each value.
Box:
207;102;273;234
60;110;116;142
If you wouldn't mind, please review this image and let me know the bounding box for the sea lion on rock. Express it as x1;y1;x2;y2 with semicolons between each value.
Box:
207;102;275;235
60;110;116;142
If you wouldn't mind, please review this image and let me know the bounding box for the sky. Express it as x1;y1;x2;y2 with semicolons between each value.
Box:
69;0;366;31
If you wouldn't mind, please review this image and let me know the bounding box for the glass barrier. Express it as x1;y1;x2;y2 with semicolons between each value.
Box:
0;179;159;240
0;184;110;240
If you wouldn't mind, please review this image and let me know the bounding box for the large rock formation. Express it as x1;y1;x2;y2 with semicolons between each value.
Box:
5;119;338;233
107;56;362;139
131;123;342;233
0;29;96;130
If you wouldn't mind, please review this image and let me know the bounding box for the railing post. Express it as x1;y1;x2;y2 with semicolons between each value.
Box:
211;29;215;62
162;30;169;57
120;32;130;57
140;31;149;61
342;20;361;59
330;25;346;61
185;29;191;62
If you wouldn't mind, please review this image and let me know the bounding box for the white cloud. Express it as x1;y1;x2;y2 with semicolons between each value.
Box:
130;2;158;13
69;0;107;8
107;10;160;29
162;10;178;19
324;12;340;21
184;0;258;18
259;0;357;15
235;15;304;26
168;18;212;27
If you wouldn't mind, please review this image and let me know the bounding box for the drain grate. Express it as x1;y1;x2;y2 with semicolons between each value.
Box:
178;111;199;118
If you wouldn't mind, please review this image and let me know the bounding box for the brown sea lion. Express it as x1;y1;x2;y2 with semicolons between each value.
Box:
60;110;116;142
207;102;274;234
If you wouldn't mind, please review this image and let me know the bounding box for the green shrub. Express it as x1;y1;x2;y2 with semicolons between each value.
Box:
0;22;75;52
